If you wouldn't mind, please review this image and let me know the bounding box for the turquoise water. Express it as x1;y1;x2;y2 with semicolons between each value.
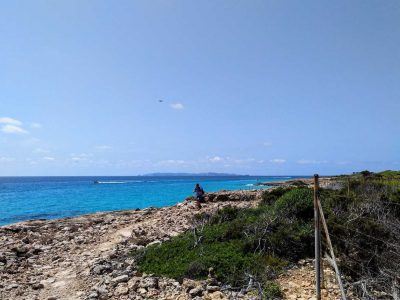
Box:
0;176;300;226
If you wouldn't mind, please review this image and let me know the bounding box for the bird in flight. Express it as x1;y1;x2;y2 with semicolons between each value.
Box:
158;99;164;103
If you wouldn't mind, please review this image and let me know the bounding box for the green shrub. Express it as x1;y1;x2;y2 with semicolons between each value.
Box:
137;234;264;287
185;261;208;279
263;281;282;299
209;205;240;224
260;187;292;206
273;188;313;220
378;170;400;179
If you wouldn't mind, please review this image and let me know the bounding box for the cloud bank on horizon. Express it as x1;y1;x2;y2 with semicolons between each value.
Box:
0;1;399;176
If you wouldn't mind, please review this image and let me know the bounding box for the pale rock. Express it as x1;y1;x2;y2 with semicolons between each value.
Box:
146;240;162;247
111;274;129;284
114;283;129;296
140;276;158;289
128;277;141;290
205;291;227;300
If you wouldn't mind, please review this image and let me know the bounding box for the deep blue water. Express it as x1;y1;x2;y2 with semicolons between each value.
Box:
0;176;301;226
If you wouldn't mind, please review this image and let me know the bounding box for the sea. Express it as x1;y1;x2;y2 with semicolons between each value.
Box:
0;175;302;226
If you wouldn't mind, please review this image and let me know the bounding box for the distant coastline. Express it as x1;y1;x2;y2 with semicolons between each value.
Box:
141;172;250;177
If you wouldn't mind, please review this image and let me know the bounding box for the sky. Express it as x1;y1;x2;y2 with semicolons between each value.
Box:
0;0;399;176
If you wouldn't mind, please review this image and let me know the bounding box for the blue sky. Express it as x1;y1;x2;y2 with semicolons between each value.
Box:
1;1;399;176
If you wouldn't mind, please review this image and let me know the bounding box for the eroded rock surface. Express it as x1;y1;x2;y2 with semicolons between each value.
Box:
277;259;359;300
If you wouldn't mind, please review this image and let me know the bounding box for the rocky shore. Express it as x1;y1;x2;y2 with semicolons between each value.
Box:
257;177;341;189
0;190;264;300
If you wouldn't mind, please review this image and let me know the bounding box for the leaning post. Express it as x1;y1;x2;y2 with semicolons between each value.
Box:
314;174;321;300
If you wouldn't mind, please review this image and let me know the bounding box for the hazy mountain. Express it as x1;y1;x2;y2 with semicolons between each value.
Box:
141;172;248;177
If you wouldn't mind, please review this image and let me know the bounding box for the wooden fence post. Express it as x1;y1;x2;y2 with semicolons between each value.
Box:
347;177;350;199
314;174;321;300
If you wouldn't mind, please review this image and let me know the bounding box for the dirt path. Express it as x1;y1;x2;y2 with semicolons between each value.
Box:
277;259;357;300
38;223;137;300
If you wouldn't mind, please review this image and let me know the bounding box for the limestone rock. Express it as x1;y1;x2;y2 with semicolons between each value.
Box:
111;274;129;284
114;283;129;296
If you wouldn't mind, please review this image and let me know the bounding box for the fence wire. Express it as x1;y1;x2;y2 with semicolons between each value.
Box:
316;179;400;300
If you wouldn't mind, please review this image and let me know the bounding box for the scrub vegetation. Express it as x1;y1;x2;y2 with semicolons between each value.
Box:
135;170;400;299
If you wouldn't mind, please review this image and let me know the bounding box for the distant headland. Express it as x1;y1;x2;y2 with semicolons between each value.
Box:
141;172;249;177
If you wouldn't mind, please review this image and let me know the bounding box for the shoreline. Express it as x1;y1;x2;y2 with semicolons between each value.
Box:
257;176;336;188
0;190;263;300
0;188;265;229
1;176;331;229
0;176;305;228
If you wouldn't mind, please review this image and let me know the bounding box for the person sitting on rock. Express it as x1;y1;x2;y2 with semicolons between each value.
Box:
193;183;205;208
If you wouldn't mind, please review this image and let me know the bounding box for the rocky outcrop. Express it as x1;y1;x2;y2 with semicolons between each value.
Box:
0;190;262;300
205;190;263;202
257;177;341;190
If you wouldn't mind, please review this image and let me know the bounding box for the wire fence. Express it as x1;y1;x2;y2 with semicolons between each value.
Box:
313;175;400;300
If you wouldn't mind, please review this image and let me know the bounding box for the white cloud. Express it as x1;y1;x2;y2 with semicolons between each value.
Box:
336;161;350;165
70;153;92;163
297;159;328;164
1;124;29;134
263;142;272;147
158;159;186;165
170;103;184;110
95;145;112;150
206;156;260;165
233;158;256;164
0;157;15;162
209;156;223;163
0;117;22;126
34;148;51;154
30;122;42;129
71;153;92;158
161;159;185;165
26;158;38;165
43;156;55;161
270;158;286;164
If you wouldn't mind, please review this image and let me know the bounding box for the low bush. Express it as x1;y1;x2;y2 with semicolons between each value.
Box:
273;188;313;220
319;177;400;297
136;231;270;287
209;205;240;224
260;187;292;206
263;281;282;299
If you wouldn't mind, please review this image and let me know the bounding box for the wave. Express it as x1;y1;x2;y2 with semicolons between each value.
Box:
95;180;158;184
245;184;254;187
96;181;127;184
